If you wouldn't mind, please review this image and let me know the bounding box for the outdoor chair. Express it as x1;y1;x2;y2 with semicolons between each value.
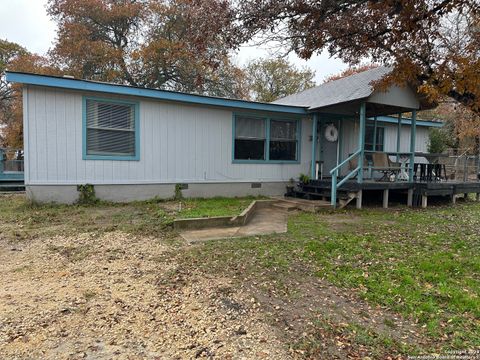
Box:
348;154;370;178
371;152;402;181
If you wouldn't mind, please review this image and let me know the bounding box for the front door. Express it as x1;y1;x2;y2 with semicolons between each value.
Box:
319;122;339;178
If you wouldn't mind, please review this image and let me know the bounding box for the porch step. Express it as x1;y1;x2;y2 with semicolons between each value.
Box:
272;202;298;212
0;181;25;192
291;189;352;201
277;197;332;212
338;192;357;209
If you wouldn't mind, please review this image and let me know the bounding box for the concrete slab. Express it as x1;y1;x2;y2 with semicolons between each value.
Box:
180;227;241;242
179;206;288;242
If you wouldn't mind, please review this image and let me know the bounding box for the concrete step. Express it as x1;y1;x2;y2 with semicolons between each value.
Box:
272;202;298;212
277;197;332;212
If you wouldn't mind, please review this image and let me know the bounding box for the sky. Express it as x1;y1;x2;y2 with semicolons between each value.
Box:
0;0;348;84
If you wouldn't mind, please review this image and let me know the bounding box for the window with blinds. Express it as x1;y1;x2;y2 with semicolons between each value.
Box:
234;116;266;160
269;119;297;160
233;115;299;162
85;99;137;159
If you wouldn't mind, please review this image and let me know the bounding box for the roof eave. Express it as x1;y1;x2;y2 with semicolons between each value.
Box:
6;71;308;115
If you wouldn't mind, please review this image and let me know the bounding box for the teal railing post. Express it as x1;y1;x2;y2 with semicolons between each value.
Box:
409;110;417;182
372;116;377;151
331;172;337;207
396;113;402;164
358;102;366;183
311;113;318;179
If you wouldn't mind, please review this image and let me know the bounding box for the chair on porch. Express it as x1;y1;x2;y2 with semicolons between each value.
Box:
347;154;370;179
371;152;402;181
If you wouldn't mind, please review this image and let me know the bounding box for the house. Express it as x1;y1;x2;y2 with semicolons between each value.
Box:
6;67;478;207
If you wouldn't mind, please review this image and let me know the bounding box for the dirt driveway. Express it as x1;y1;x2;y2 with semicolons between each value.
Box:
0;231;289;359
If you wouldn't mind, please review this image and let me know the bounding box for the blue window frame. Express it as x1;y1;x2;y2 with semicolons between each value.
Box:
232;113;301;163
82;96;140;161
365;124;384;151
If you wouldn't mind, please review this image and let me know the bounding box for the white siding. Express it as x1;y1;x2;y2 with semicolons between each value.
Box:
384;123;429;153
340;119;429;160
25;86;312;185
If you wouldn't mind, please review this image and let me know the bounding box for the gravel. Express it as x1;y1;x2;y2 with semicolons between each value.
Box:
0;231;290;359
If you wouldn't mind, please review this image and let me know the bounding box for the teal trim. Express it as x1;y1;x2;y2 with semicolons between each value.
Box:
7;71;307;115
311;114;318;178
369;115;442;128
232;113;302;164
365;123;385;152
317;112;441;128
358;102;366;183
409;110;417;182
82;96;140;161
372;116;377;151
337;166;360;188
329;149;362;207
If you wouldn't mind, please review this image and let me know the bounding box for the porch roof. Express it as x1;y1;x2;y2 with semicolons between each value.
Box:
273;66;436;116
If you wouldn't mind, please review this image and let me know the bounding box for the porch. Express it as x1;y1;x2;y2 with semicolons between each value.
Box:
299;87;479;208
301;110;480;208
292;177;480;209
0;148;25;191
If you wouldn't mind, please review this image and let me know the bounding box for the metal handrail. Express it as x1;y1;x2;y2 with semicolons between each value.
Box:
329;149;362;207
329;149;361;177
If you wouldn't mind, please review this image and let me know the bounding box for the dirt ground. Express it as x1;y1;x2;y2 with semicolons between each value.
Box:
0;231;289;359
0;230;430;360
0;194;440;359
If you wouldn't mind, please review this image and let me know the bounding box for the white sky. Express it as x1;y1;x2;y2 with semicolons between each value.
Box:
0;0;348;84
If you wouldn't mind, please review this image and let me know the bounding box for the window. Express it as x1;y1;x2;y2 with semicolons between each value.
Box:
234;116;266;160
269;119;297;160
84;98;139;160
233;115;299;162
365;125;384;151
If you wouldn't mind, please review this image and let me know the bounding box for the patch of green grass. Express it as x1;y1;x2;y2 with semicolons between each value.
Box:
0;194;175;241
179;202;480;351
176;196;261;218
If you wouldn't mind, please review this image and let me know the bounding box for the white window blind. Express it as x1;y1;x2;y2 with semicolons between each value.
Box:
270;120;296;140
86;100;136;157
235;116;265;139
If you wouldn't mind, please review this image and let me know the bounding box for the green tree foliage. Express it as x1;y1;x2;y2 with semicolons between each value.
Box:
245;57;315;102
427;128;449;154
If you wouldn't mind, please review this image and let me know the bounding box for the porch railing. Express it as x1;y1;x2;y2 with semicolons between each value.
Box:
329;149;362;207
0;148;24;181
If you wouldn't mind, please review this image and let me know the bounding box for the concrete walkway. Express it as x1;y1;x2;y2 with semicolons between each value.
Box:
180;206;288;242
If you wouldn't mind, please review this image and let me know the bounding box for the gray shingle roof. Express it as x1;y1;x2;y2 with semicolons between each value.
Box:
272;66;392;110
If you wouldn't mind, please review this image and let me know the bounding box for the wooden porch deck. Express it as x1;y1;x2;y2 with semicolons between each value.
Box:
291;179;480;209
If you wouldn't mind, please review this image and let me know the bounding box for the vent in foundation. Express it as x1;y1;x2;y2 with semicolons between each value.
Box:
178;183;189;190
251;182;262;188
